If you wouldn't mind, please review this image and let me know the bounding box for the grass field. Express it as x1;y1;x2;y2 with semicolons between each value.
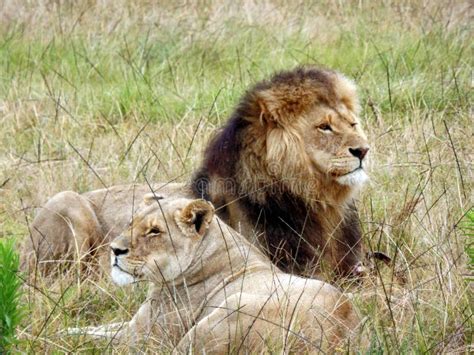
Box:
0;0;472;352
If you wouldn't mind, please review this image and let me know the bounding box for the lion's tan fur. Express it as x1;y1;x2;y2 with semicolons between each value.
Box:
65;197;359;352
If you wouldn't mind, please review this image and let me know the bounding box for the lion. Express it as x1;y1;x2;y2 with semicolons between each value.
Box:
192;66;370;277
65;196;360;353
22;66;371;279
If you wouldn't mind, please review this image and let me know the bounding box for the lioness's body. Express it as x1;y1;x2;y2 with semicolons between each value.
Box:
67;197;358;353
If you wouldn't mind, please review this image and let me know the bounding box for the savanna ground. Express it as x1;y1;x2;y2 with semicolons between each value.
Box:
0;0;472;352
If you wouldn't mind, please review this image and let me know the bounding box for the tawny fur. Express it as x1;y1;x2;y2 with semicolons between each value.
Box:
65;197;359;353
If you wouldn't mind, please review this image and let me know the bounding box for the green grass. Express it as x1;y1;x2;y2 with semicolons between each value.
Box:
0;239;23;353
0;0;472;352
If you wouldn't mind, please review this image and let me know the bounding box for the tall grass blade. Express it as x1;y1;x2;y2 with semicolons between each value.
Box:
0;240;23;353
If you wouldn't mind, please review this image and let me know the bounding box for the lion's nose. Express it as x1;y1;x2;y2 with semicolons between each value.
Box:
111;246;129;256
349;147;369;160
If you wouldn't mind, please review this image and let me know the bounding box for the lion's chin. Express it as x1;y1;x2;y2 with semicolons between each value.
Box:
111;266;136;286
336;168;368;186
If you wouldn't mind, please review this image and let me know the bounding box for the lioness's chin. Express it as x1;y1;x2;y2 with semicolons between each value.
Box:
336;169;368;186
111;266;135;286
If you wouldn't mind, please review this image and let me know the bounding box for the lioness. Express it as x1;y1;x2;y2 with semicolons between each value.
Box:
66;196;359;352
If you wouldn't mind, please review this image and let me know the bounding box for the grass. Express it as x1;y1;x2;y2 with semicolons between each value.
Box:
0;239;23;353
0;0;472;352
462;209;474;281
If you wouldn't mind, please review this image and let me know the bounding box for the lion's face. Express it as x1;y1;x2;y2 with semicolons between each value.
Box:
109;196;214;286
255;69;370;188
299;104;369;186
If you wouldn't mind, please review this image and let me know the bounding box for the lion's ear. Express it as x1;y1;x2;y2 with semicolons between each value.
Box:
256;92;281;126
175;199;215;237
143;193;164;206
255;88;311;127
256;96;275;125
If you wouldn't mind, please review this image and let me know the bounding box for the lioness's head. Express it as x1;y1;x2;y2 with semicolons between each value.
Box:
110;195;214;286
251;67;369;188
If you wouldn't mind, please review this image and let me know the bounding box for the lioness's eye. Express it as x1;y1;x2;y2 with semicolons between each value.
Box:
147;227;161;236
318;124;332;131
351;123;357;127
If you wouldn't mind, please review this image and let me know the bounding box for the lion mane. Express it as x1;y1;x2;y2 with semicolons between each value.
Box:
192;67;367;277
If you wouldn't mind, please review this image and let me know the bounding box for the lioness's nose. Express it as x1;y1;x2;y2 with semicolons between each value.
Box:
349;147;369;160
111;246;129;256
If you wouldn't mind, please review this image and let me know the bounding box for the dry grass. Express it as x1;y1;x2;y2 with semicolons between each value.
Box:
0;0;472;352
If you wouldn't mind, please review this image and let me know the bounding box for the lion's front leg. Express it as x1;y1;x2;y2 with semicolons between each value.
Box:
174;308;232;354
174;293;266;354
65;322;128;340
63;301;153;344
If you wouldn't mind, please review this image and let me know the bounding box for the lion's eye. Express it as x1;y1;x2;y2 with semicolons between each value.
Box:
318;124;332;132
147;227;162;236
351;123;357;127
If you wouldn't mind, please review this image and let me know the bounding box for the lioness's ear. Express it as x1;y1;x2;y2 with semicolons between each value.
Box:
143;193;164;206
175;199;215;237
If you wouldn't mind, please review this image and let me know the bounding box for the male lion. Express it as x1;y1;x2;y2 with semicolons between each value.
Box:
192;67;370;277
65;196;359;352
22;67;370;279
